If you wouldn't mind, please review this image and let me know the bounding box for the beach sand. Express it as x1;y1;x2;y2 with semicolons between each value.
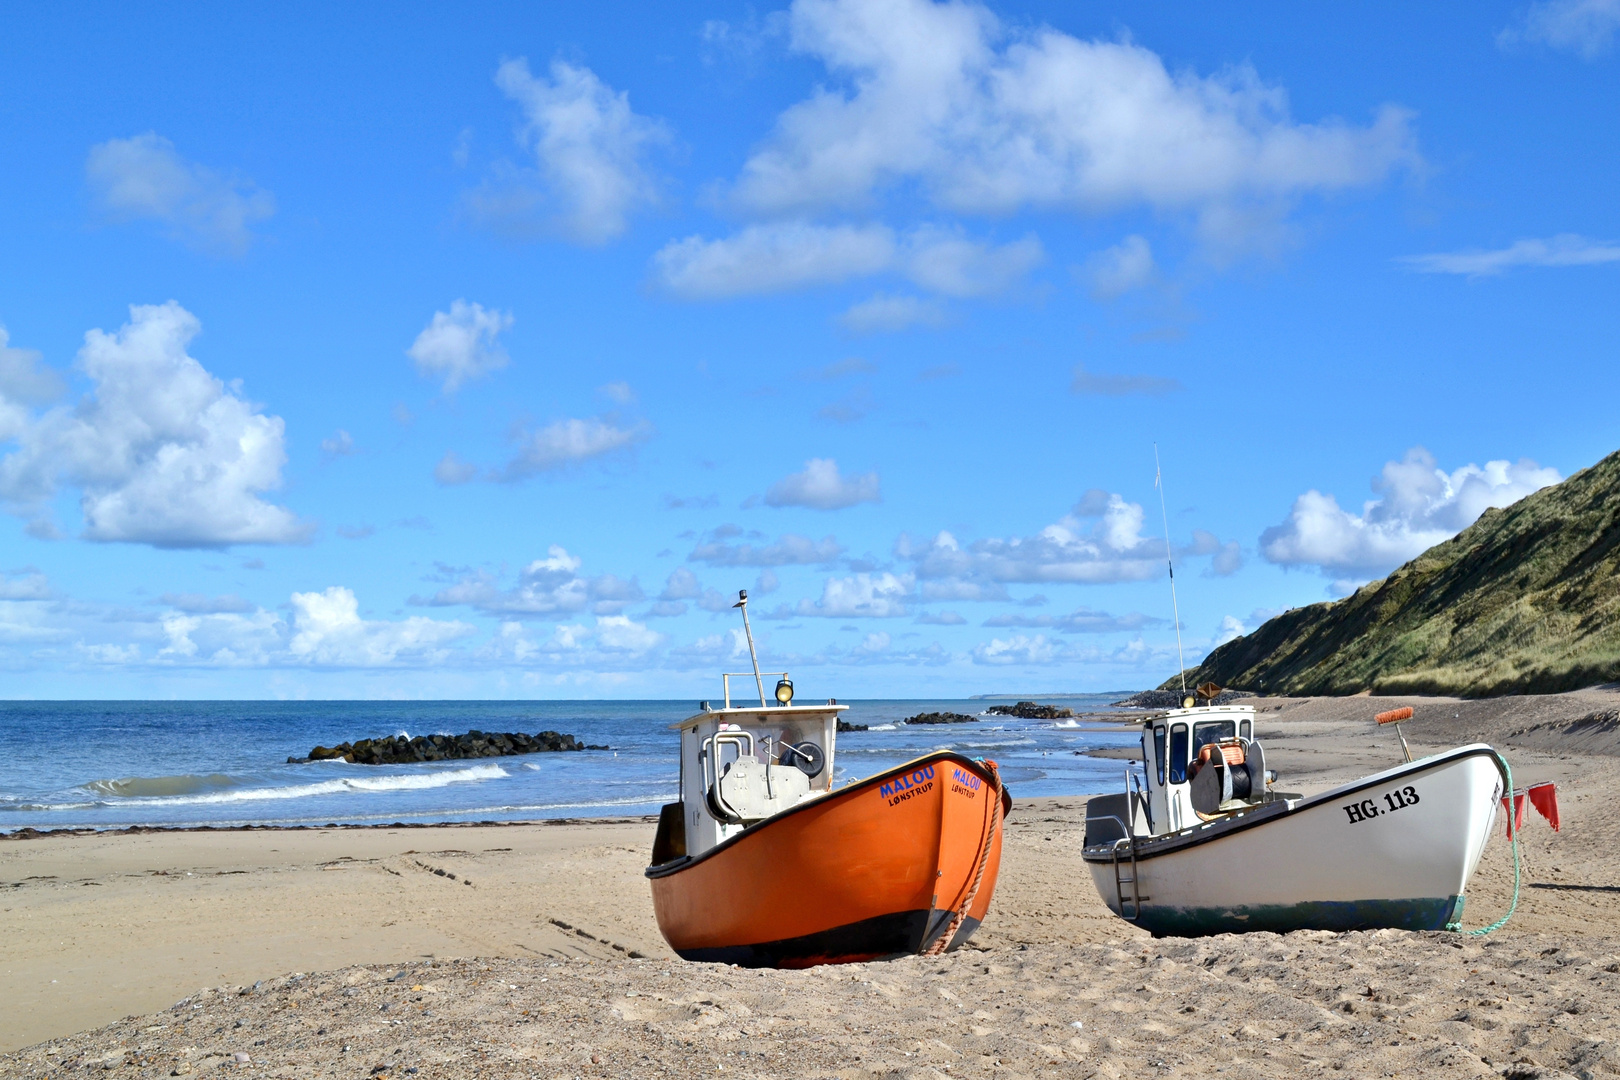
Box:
4;690;1620;1077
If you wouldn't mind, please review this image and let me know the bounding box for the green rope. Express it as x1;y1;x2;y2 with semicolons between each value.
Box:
1447;752;1519;935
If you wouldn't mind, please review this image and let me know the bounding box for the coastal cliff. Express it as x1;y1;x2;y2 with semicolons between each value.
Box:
1169;447;1620;697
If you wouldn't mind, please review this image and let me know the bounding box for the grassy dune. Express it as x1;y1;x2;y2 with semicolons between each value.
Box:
1171;448;1620;697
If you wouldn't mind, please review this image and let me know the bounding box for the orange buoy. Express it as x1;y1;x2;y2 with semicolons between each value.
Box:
1375;706;1414;724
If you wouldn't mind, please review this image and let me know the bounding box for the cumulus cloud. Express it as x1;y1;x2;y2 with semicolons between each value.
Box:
1400;234;1620;277
1084;235;1157;300
652;222;1042;300
688;527;844;567
915;610;966;625
1500;0;1620;57
415;545;645;616
288;587;475;666
796;572;912;617
434;451;479;486
499;417;651;480
1260;447;1561;582
319;430;356;458
971;633;1164;668
159;592;252;614
86;134;275;254
838;293;947;333
764;458;881;510
470;59;668;244
407;300;513;392
0;327;65;409
982;607;1163;633
654;222;896;299
727;0;1415;243
1070;364;1181;397
0;569;52;601
0;302;310;548
899;496;1162;585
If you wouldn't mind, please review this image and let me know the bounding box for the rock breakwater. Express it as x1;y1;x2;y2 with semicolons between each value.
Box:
903;711;979;725
984;701;1073;719
293;730;607;765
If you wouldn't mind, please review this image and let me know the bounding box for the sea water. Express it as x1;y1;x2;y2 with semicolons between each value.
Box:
0;697;1142;832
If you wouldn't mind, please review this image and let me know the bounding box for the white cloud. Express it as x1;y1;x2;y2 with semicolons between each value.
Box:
838;293;947;333
688;528;844;566
0;302;310;548
1260;447;1561;580
915;610;965;625
1214;614;1247;646
765;458;881;510
320;430;356;457
416;545;644;617
1070;365;1181;397
472;59;667;245
288;587;476;666
0;327;65;410
728;0;1415;242
1500;0;1620;57
159;592;252;614
594;614;665;653
983;607;1162;633
652;222;1041;301
902;227;1044;298
407;300;514;392
1084;235;1156;299
86;133;275;254
0;570;52;601
434;451;479;486
654;222;897;299
971;633;1060;666
1400;234;1620;277
499;417;651;480
797;572;913;617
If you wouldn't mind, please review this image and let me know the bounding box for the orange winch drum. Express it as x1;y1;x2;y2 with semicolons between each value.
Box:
1375;707;1414;725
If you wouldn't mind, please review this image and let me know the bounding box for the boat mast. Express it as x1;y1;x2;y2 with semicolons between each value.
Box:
1154;444;1188;697
733;590;767;707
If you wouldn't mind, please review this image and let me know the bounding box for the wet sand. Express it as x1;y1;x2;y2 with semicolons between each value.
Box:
4;689;1619;1077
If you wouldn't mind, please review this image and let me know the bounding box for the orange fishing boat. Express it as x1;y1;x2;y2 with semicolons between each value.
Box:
646;590;1011;968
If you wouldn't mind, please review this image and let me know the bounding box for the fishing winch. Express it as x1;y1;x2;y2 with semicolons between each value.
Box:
1189;737;1274;816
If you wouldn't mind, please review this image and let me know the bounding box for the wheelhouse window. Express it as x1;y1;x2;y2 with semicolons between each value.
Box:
1192;720;1236;760
1168;724;1189;784
1239;719;1252;741
1153;725;1167;785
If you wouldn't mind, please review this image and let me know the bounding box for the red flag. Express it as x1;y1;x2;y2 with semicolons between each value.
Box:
1501;791;1527;837
1527;782;1560;832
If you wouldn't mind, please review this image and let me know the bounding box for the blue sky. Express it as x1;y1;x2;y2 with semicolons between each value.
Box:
2;0;1617;699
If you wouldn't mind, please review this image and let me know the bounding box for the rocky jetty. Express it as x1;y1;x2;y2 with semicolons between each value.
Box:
293;730;606;765
984;701;1073;720
836;719;868;732
902;711;979;725
1113;689;1250;709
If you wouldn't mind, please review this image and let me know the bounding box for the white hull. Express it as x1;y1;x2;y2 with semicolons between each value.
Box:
1084;744;1505;936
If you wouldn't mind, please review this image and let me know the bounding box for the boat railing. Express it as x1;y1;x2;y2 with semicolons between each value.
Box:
721;672;789;709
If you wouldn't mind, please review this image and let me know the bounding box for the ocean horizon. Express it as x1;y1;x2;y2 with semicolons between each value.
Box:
0;695;1142;833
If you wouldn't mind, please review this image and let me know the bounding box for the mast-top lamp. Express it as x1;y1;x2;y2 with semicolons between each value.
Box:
775;678;794;705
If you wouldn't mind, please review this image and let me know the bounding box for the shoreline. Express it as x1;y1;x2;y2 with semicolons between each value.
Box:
6;689;1620;1073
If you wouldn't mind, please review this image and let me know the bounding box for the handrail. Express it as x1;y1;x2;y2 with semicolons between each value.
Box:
721;672;789;709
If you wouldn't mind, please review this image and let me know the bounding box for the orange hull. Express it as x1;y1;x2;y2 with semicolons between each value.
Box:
647;751;1010;967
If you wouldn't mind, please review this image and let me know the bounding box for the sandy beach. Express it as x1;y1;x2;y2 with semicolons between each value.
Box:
5;690;1620;1077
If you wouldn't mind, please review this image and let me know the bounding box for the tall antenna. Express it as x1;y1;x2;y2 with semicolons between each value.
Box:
733;590;767;707
1154;444;1187;696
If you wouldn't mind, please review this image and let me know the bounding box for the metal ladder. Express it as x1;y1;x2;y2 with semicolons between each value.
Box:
1111;834;1142;921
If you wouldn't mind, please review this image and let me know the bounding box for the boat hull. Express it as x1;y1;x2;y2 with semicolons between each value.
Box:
1083;744;1504;937
648;751;1008;967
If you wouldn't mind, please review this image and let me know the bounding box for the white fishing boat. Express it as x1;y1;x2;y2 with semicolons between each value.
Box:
1081;700;1508;936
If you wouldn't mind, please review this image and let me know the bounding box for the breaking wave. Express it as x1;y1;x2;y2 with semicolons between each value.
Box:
78;764;509;807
